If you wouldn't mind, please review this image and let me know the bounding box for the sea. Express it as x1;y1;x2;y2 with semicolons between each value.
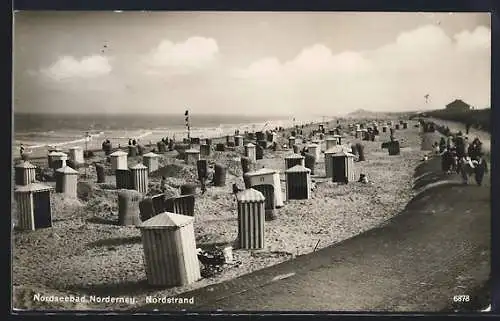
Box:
13;113;323;157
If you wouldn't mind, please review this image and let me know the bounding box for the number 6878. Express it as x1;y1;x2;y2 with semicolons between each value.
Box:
453;295;470;302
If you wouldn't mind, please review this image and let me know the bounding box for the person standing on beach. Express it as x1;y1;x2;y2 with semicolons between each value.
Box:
19;144;25;157
200;179;207;195
128;139;132;146
160;176;167;193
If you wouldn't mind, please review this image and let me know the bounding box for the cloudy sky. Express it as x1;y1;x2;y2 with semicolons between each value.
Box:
13;11;490;116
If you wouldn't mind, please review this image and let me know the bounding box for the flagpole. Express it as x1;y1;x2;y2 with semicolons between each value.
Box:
185;109;190;146
84;131;90;178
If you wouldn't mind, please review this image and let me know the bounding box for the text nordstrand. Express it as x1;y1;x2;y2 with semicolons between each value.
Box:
33;294;137;304
145;296;195;304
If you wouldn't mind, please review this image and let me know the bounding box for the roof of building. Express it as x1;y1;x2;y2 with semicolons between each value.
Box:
110;150;128;156
48;151;68;157
14;183;54;193
55;166;79;174
324;146;344;154
15;161;36;169
185;149;200;153
129;163;148;170
236;188;265;203
244;167;276;177
332;151;356;157
142;152;159;157
285;153;305;159
285;164;311;173
446;99;470;108
140;212;194;229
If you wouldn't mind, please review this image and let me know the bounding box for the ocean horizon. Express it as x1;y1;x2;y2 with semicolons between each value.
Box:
13;112;326;152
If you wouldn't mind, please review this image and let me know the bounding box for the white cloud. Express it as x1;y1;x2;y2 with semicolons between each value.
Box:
454;26;491;51
143;36;219;74
39;55;112;81
233;57;281;80
232;24;491;113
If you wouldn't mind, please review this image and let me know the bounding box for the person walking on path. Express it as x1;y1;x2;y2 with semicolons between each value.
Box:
473;154;488;186
433;142;440;155
439;137;447;153
459;156;475;184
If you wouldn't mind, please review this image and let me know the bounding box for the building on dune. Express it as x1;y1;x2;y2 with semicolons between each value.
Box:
445;99;472;112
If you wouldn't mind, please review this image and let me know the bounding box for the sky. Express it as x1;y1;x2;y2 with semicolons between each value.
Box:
13;11;491;116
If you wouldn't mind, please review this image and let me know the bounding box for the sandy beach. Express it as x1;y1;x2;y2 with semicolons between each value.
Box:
10;116;434;311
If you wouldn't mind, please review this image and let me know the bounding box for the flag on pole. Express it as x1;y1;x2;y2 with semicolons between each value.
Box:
185;109;190;139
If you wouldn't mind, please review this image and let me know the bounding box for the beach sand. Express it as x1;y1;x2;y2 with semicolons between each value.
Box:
12;118;427;311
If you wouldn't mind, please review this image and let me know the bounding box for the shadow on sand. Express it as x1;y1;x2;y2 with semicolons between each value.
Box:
86;236;142;248
86;217;118;225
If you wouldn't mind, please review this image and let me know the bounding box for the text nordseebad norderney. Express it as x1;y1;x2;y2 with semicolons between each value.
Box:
33;293;195;305
33;294;137;304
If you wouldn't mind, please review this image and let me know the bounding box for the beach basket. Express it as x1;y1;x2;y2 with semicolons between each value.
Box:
15;161;36;186
55;166;78;197
180;184;197;195
139;197;156;221
165;195;195;216
356;143;365;161
116;169;132;189
14;183;54;230
196;159;208;181
255;145;264;160
128;145;138;157
285;153;305;170
331;152;356;183
241;156;254;174
237;188;266;249
215;143;225;152
388;141;401;156
214;164;227;187
95;163;105;183
140;212;200;287
118;189;142;226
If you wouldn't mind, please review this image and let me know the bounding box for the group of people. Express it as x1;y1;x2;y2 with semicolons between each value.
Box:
436;134;488;186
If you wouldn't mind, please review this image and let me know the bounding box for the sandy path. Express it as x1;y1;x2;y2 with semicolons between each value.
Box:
425;117;491;154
